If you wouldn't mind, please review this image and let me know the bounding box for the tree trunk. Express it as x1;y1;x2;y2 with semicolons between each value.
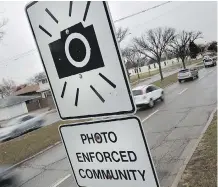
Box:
182;58;186;69
157;61;164;80
137;67;140;80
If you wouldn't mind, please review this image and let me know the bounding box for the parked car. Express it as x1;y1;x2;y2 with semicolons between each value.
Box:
178;68;198;83
0;114;45;142
132;84;164;108
203;57;216;67
0;165;18;187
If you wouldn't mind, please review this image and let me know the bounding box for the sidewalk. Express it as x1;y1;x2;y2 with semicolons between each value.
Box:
132;62;202;88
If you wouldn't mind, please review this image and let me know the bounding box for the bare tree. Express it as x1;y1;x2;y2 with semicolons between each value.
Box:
133;27;175;80
0;79;16;98
122;46;142;79
169;31;202;69
0;18;8;41
28;72;47;84
116;27;129;44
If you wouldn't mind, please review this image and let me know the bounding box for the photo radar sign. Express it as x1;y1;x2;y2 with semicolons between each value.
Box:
26;1;136;120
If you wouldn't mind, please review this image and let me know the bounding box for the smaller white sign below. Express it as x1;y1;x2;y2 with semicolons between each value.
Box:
59;117;160;187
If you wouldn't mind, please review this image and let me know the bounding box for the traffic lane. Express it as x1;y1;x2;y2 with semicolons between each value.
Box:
159;68;216;111
136;67;211;120
16;144;68;187
18;67;215;187
58;68;217;187
141;68;216;186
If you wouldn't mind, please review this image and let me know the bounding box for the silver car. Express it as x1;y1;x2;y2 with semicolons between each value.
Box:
178;68;199;83
0;114;45;142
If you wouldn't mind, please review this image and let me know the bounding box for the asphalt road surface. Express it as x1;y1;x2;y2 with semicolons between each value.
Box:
12;66;217;187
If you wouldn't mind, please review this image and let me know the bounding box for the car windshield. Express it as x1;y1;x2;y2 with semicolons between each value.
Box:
179;69;189;73
204;59;212;62
133;90;143;96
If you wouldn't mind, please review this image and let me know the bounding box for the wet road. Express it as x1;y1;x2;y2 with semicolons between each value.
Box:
13;66;217;187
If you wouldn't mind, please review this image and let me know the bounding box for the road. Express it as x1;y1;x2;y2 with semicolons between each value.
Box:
12;66;217;187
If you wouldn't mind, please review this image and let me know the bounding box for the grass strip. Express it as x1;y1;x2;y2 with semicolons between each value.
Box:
178;113;217;187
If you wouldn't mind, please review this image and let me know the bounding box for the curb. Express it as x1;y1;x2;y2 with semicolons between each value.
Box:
170;107;217;187
4;141;62;174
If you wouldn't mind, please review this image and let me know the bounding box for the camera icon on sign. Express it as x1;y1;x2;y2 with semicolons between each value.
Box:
49;22;105;79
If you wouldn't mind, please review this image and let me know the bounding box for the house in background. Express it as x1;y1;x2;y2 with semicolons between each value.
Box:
14;84;40;96
36;77;51;98
0;95;40;121
13;80;55;111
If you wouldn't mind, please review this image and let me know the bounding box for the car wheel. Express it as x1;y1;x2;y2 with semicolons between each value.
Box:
160;92;164;101
178;79;182;83
196;74;199;79
148;99;154;108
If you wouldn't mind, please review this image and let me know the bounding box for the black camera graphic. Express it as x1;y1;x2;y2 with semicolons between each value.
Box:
49;22;105;79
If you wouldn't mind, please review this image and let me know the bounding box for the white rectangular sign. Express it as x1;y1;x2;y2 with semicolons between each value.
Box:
26;1;136;120
59;117;160;187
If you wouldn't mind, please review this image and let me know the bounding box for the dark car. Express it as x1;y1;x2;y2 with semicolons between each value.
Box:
0;166;18;187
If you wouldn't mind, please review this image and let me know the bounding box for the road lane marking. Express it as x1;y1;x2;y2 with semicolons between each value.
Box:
199;69;216;80
142;110;159;122
199;75;205;80
208;70;214;74
178;88;188;95
51;174;71;187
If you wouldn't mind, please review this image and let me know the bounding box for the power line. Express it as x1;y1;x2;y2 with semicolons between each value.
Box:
128;2;186;33
114;1;172;23
0;49;37;65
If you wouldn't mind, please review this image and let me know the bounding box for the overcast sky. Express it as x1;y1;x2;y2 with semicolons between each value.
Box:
0;1;217;84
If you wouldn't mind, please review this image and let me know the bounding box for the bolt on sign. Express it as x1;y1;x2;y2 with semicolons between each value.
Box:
59;117;160;187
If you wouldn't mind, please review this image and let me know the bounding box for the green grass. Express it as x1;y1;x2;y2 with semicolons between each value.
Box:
0;119;81;165
152;73;178;88
130;70;159;83
178;113;217;187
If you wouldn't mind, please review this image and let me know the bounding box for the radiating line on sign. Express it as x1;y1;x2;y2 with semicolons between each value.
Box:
39;25;52;37
69;1;73;17
83;1;91;21
90;85;105;103
61;81;67;98
99;73;116;88
75;88;79;106
45;8;58;24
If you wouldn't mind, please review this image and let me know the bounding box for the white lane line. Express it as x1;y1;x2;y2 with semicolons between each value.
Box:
142;110;159;122
199;75;205;80
199;69;215;80
178;88;188;95
51;174;71;187
208;70;214;74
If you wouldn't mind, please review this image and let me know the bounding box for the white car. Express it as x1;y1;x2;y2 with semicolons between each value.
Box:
178;68;198;83
203;57;216;67
132;84;164;108
0;114;45;142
